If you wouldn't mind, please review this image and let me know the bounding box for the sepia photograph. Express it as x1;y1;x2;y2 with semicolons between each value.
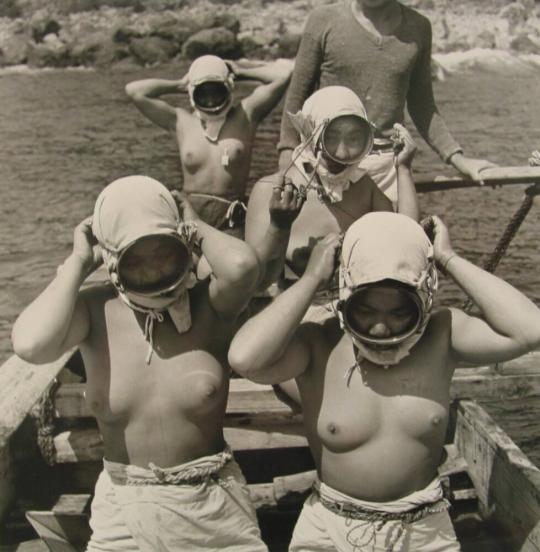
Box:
1;0;540;550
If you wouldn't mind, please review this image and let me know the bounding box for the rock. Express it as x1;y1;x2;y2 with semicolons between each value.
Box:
67;30;113;65
27;34;70;68
129;35;179;65
113;26;143;44
277;32;301;58
181;27;241;60
0;0;22;18
510;32;540;54
498;3;529;33
0;32;28;65
238;32;270;59
30;11;61;43
474;30;497;50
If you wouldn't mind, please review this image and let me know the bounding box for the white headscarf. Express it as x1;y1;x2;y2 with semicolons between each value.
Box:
92;176;198;364
339;212;438;367
287;86;373;203
187;55;235;142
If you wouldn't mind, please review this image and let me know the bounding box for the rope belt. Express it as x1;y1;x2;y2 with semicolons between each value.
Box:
106;446;233;486
188;193;247;228
313;485;450;552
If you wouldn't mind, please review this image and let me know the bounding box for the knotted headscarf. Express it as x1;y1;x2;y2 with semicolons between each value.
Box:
339;212;438;367
287;86;374;203
92;176;198;364
187;55;235;142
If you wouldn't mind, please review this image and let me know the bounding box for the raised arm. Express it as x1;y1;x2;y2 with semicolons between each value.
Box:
125;77;188;131
235;59;294;124
430;215;540;365
173;192;259;317
11;218;100;364
277;11;324;171
228;234;341;384
392;124;420;221
245;174;304;290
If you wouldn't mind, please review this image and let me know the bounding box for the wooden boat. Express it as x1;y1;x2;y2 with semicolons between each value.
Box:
2;166;540;552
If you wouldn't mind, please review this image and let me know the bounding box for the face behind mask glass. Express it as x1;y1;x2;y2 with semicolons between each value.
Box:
117;234;192;297
192;80;231;114
318;114;373;167
340;282;423;349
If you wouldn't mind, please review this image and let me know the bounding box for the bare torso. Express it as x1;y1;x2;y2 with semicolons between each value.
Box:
298;309;454;501
80;282;234;468
176;103;256;198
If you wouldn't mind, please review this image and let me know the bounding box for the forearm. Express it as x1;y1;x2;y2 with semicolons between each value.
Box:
396;165;420;221
446;254;540;344
12;255;87;361
230;274;319;372
125;79;181;98
197;220;257;282
236;64;289;84
251;223;291;289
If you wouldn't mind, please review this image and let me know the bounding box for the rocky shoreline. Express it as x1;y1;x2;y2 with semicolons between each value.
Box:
0;0;539;70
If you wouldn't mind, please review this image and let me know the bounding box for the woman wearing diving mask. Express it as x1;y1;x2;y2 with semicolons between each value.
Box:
245;86;419;303
126;55;293;237
12;176;268;551
230;211;540;551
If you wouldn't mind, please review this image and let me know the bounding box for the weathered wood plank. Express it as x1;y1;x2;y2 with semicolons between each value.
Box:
416;166;540;193
54;363;540;420
0;351;74;521
53;422;308;463
456;400;540;552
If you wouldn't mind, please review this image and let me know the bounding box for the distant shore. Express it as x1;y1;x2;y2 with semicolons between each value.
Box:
0;0;539;71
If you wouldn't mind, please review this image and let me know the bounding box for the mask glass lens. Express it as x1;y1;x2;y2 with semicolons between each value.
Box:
118;234;191;295
193;81;230;112
343;283;421;345
321;114;373;165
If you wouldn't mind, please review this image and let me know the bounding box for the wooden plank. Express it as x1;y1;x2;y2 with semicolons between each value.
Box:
53;422;308;463
416;166;540;193
0;351;74;521
54;379;297;419
456;400;540;552
54;364;540;421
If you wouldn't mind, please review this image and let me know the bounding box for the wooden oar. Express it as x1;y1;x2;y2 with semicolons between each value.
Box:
416;166;540;193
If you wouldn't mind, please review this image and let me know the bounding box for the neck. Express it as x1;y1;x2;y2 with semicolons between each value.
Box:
353;0;396;21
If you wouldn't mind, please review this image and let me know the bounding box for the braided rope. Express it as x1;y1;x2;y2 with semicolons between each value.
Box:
30;378;60;466
314;485;450;552
463;182;540;311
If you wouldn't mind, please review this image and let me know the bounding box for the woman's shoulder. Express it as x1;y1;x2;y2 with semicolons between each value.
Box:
400;3;432;34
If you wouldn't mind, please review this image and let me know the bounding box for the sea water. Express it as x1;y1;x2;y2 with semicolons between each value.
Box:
0;62;539;461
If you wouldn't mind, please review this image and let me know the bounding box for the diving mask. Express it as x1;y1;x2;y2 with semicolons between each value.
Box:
192;79;232;114
116;234;193;298
318;114;374;166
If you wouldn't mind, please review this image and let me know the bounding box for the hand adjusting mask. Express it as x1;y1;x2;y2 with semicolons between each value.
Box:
92;176;198;364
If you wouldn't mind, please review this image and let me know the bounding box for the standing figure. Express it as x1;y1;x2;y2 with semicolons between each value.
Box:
278;0;495;202
12;176;267;551
126;55;293;236
229;212;540;551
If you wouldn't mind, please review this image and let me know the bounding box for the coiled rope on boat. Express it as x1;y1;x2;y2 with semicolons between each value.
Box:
30;378;60;466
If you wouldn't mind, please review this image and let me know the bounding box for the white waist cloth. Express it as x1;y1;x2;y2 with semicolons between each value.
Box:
86;450;267;552
290;478;460;552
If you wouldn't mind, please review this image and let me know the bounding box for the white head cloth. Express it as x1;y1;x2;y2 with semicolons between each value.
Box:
339;212;438;367
92;176;198;363
187;55;235;142
288;86;372;203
